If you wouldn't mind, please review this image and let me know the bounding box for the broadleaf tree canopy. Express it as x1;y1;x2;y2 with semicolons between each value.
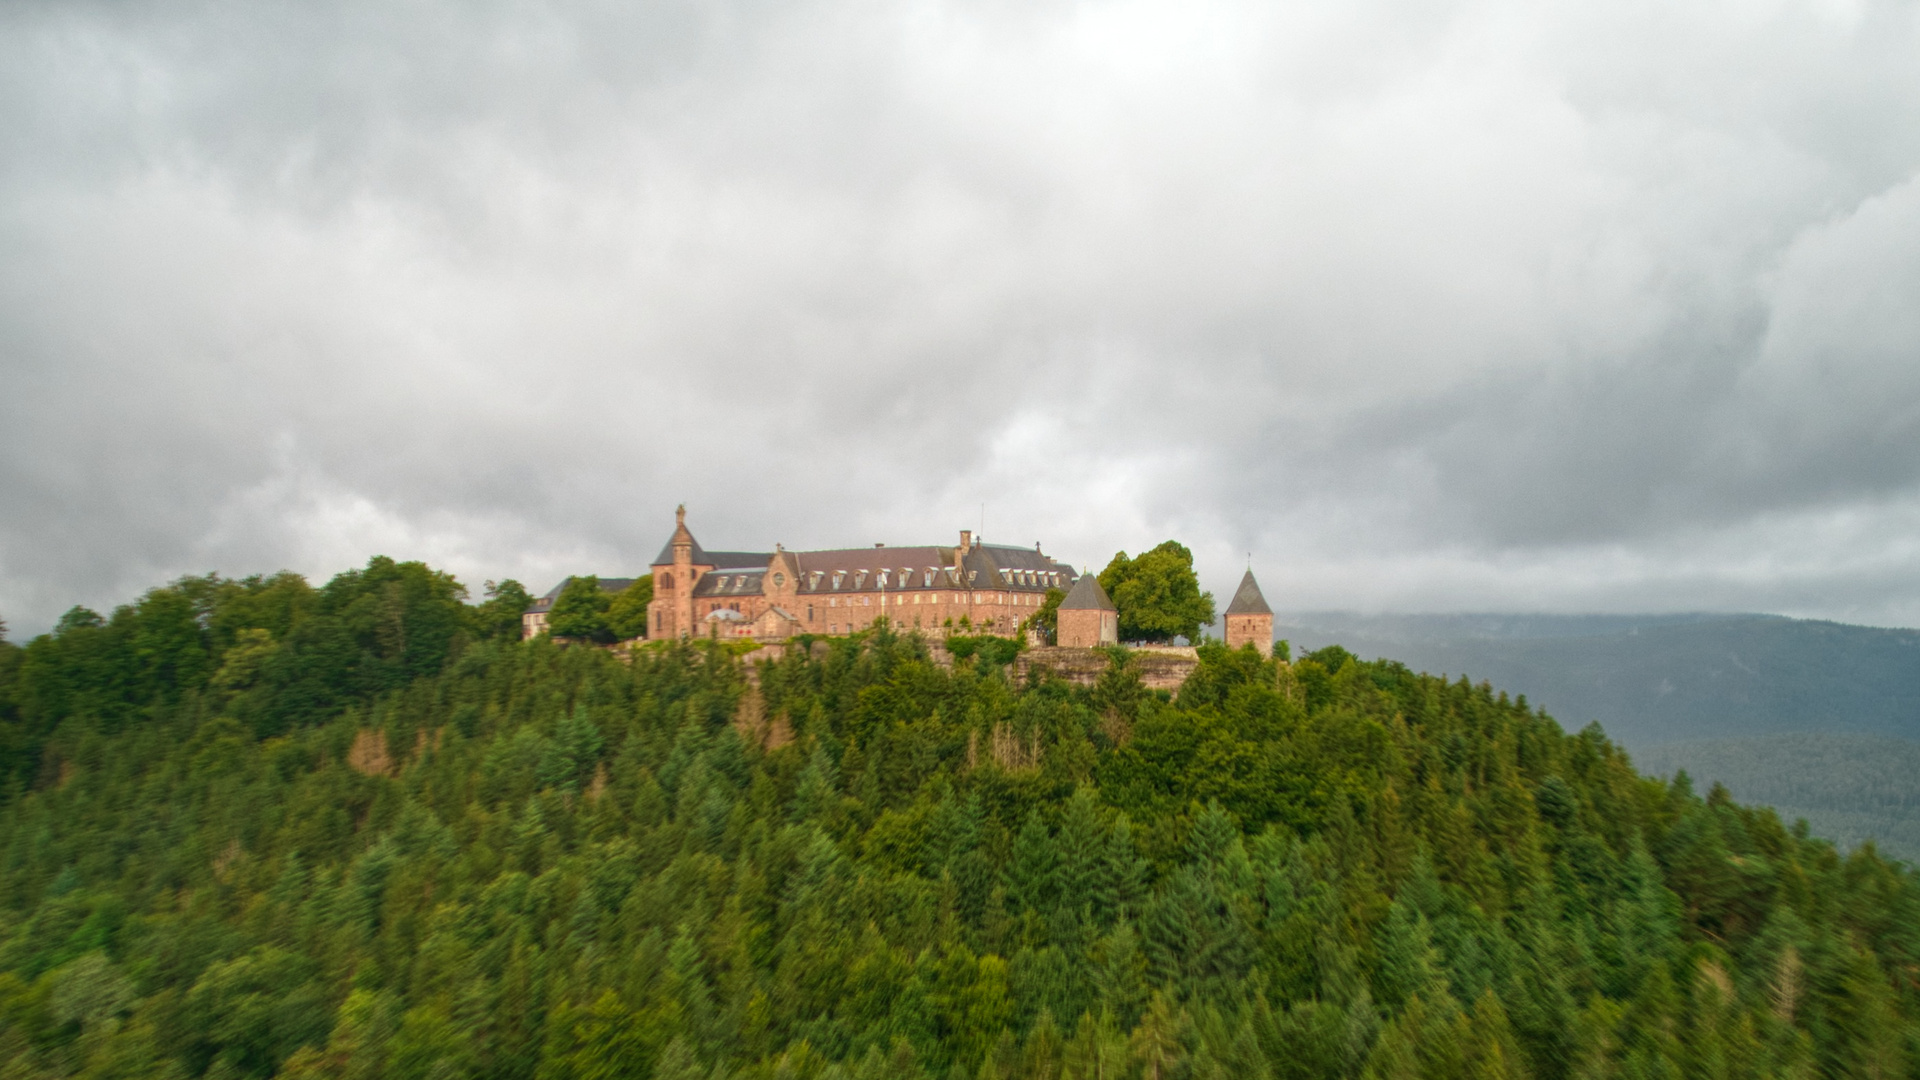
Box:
547;576;614;643
1098;541;1215;644
606;575;654;641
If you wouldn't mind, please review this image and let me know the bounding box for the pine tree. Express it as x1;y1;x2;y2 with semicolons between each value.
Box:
1007;811;1060;943
1373;900;1443;1010
1128;992;1190;1080
1061;1012;1128;1080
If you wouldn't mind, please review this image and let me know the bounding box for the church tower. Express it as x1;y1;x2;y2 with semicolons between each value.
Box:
1223;569;1274;655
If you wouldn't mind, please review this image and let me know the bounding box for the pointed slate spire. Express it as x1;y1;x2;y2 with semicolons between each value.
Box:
1059;571;1117;611
1224;569;1271;616
654;504;707;566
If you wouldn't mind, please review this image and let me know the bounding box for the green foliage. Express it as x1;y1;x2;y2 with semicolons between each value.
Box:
470;578;534;641
0;563;1917;1079
1098;542;1216;644
548;575;615;643
1028;588;1066;646
607;575;655;641
944;635;1022;665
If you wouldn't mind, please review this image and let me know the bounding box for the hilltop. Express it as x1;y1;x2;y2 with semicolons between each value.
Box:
0;562;1915;1079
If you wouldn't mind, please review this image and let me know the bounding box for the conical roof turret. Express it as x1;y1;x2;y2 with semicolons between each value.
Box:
1059;571;1116;611
1224;569;1271;615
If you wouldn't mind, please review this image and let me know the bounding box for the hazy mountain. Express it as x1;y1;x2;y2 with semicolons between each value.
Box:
1281;611;1920;860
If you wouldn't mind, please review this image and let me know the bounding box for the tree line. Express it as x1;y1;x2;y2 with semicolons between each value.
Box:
0;557;1914;1079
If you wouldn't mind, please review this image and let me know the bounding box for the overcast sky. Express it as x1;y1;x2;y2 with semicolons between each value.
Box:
4;0;1920;636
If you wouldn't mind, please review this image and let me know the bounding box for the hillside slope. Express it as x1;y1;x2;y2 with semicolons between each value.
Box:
0;567;1916;1080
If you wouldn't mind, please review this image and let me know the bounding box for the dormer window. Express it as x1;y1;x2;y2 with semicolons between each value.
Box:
810;572;823;589
855;571;868;589
968;570;978;583
831;572;844;590
878;569;890;588
923;569;935;587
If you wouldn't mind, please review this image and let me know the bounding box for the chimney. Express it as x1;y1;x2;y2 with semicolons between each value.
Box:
959;529;973;555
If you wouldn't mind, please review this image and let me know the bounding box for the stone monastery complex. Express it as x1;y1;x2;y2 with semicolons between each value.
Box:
524;506;1275;654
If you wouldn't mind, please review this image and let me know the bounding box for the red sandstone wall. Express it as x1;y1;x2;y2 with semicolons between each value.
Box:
1223;613;1273;655
1057;607;1116;647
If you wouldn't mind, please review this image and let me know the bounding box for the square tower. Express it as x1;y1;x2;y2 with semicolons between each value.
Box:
1056;572;1119;647
1223;569;1274;655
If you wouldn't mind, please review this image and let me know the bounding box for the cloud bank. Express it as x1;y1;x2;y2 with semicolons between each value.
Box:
4;0;1920;634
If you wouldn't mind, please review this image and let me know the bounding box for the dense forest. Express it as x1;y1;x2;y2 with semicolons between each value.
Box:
0;558;1917;1080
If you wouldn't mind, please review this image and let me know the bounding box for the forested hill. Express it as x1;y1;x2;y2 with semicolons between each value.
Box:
1;562;1917;1080
1276;612;1920;747
1278;612;1920;861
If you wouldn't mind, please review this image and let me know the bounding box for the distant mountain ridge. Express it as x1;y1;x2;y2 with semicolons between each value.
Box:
1279;611;1920;746
1280;611;1920;860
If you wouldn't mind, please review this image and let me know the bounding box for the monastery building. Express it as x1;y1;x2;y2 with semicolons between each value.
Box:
523;506;1276;654
562;507;1084;641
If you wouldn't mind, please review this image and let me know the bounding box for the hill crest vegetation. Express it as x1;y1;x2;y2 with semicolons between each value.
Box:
0;557;1915;1080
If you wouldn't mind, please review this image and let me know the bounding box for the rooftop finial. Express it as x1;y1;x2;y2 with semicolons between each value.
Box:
676;503;686;525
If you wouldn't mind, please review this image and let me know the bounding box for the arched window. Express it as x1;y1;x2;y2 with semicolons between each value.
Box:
659;572;673;589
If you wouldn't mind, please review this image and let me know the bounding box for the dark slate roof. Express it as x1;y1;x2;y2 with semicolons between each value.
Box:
786;545;1071;594
1224;569;1272;615
652;535;700;566
706;551;771;569
978;543;1070;573
693;569;766;598
1059;572;1116;611
650;533;1076;597
793;546;952;583
650;531;769;569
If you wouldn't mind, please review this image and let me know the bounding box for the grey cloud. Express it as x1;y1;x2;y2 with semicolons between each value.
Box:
4;0;1920;635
